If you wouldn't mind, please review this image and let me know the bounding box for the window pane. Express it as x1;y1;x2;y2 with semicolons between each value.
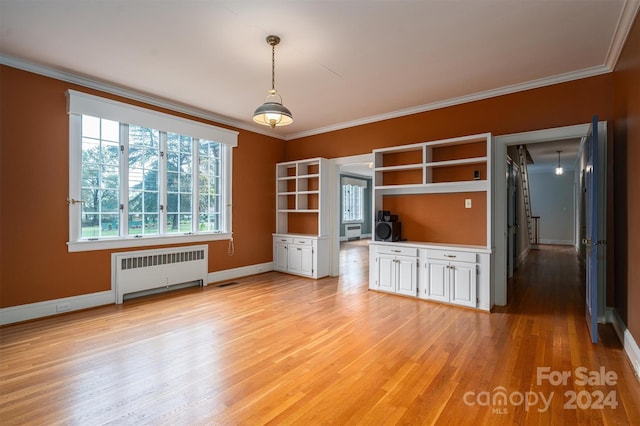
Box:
180;214;192;232
101;189;119;212
166;133;193;234
128;125;159;236
342;183;364;222
80;115;120;238
199;140;222;232
167;193;178;212
101;119;120;142
128;214;143;235
82;115;100;139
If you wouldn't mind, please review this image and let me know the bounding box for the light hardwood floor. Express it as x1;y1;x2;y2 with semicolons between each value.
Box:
1;242;639;425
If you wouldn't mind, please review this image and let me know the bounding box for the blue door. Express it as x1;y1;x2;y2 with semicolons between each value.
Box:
585;116;601;344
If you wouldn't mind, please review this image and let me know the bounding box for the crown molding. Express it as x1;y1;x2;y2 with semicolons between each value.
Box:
0;55;287;141
605;0;640;70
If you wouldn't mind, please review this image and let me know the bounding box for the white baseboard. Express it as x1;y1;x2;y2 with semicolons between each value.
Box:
207;262;273;284
608;307;640;381
0;290;114;326
0;262;275;326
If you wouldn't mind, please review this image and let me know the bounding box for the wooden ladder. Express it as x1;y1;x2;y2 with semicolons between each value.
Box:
517;145;535;246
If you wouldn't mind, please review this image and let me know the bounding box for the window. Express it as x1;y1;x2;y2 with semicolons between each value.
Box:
68;90;238;252
342;177;367;222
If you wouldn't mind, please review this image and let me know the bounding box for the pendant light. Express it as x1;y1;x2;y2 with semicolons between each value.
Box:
253;35;293;129
555;150;564;175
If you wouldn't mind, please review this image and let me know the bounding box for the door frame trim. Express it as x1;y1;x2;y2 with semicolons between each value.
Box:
493;123;590;305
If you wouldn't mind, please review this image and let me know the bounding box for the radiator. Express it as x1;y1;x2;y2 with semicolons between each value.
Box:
112;245;208;303
346;224;362;240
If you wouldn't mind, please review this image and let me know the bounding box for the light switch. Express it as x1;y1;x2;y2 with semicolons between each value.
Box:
465;199;472;208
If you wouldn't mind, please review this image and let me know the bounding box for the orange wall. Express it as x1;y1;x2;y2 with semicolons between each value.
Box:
286;74;614;160
383;192;486;246
0;66;285;308
613;17;640;342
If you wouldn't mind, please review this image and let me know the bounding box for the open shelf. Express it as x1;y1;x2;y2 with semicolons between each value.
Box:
275;158;328;236
373;133;491;191
372;132;492;250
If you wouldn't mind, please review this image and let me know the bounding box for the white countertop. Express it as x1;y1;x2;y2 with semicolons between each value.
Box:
369;240;492;253
273;233;330;239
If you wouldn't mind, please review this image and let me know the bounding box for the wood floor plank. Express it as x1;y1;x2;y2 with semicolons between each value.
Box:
1;242;639;424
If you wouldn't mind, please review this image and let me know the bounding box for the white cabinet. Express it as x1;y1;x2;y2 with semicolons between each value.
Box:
288;241;313;276
370;242;490;311
421;249;478;309
370;245;418;297
274;236;290;271
450;261;476;307
273;234;328;279
425;259;449;303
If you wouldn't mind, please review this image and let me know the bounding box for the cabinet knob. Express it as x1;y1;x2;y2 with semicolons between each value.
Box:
445;254;456;258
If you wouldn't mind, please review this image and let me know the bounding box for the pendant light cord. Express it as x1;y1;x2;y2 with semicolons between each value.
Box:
271;43;276;91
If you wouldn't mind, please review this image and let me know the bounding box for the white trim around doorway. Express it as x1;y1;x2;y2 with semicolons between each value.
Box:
493;124;591;306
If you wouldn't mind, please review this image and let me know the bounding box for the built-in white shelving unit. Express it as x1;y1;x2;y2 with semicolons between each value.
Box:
373;132;490;196
369;133;494;311
274;158;329;279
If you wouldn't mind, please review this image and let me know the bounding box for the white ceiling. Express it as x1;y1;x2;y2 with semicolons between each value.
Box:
0;1;638;140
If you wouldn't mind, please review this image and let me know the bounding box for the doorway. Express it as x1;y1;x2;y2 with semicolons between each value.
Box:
494;123;606;324
329;153;374;277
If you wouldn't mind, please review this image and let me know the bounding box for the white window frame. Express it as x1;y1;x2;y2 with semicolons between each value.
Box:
67;90;237;252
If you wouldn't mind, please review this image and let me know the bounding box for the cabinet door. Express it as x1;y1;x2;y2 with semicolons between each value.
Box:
426;260;449;302
299;245;314;277
376;256;395;292
396;256;417;296
274;243;288;272
288;245;303;274
450;262;477;308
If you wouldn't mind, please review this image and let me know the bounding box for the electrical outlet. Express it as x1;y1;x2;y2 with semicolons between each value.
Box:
56;302;70;312
465;199;472;209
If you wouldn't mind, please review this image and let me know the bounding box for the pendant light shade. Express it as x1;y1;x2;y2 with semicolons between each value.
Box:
555;150;564;175
253;35;293;129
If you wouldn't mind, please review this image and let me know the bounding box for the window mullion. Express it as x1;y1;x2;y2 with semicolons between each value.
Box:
120;123;129;237
159;132;168;236
193;139;200;234
223;145;232;233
